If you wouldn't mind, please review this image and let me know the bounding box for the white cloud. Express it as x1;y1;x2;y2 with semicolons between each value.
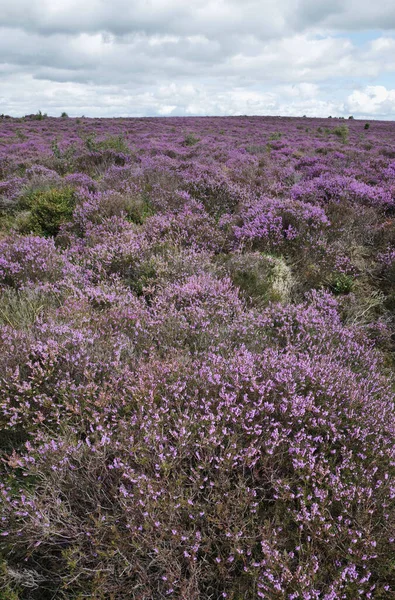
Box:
347;86;395;118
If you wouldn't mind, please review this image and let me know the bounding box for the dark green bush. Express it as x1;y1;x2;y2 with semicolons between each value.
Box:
23;188;76;236
328;273;354;295
183;133;200;146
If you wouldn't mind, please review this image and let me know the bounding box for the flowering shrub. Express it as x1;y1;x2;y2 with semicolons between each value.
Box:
291;175;394;211
0;116;394;599
378;247;395;283
151;273;244;352
144;200;226;253
0;236;64;287
222;197;329;253
0;177;26;204
1;298;394;598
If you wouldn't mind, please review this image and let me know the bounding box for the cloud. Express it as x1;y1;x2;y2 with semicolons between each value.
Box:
0;0;394;117
347;85;395;118
296;0;395;30
2;0;395;37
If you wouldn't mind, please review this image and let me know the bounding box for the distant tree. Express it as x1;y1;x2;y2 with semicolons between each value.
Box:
31;110;47;121
61;112;69;118
348;115;354;120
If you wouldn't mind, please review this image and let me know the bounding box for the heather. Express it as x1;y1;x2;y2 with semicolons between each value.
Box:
0;115;394;599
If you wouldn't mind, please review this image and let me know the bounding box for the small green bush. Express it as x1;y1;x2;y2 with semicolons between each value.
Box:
328;273;354;295
333;124;349;144
98;134;130;153
183;133;200;146
364;123;370;130
24;188;76;236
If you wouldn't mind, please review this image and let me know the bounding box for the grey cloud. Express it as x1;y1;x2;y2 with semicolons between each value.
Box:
1;0;395;39
0;0;286;38
0;0;394;118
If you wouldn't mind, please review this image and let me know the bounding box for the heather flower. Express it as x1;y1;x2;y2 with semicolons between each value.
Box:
0;235;64;287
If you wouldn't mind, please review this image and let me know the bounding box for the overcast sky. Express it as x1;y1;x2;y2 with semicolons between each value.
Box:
1;0;395;119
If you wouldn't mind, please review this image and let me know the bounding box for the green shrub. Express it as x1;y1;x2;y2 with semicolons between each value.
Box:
83;134;129;154
333;124;349;143
98;135;130;153
23;188;76;236
364;123;370;130
328;273;354;295
183;133;200;146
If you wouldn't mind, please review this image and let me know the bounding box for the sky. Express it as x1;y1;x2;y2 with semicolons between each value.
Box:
0;0;395;119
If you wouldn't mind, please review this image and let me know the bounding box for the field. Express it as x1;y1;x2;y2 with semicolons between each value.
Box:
0;114;395;599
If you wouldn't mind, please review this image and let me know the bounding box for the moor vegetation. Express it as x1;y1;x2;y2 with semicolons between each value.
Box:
0;115;394;599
